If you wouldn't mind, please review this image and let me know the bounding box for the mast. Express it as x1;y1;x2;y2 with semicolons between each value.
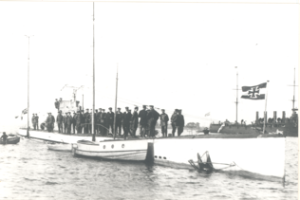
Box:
92;2;96;142
235;66;238;123
292;68;296;110
25;35;33;137
289;68;298;111
113;64;119;140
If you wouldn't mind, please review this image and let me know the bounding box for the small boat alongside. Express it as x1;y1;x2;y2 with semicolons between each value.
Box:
0;135;20;145
72;139;153;161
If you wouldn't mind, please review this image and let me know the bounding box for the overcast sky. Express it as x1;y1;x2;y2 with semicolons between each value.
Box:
0;1;298;127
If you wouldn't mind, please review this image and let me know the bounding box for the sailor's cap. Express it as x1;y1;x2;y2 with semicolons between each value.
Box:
109;107;112;110
134;106;138;109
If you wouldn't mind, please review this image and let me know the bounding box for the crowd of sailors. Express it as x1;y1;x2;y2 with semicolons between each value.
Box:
43;105;185;139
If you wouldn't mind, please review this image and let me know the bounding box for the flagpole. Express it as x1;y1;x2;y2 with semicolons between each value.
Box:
235;66;239;124
25;35;33;138
113;64;119;140
263;80;269;135
92;2;95;142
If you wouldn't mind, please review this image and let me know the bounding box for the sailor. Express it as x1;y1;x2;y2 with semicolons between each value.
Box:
102;109;108;135
32;113;37;130
98;109;103;135
46;112;55;132
160;109;169;137
147;105;159;138
171;109;178;137
176;109;185;136
54;99;60;110
66;112;72;134
107;107;115;134
51;114;55;132
76;110;82;134
130;107;139;137
56;111;63;133
84;109;90;134
116;108;123;136
35;114;39;130
138;105;148;137
72;112;77;134
123;107;131;139
63;113;68;133
80;110;85;133
0;132;8;145
94;109;99;134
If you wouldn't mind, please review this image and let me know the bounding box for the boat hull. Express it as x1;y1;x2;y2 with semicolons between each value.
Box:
73;139;151;161
0;136;20;144
153;136;286;181
18;128;112;144
210;123;298;137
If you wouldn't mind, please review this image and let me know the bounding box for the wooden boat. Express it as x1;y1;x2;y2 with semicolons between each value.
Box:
47;144;72;151
72;139;152;161
0;136;20;144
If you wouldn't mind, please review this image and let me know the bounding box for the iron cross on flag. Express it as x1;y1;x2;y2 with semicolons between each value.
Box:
241;82;267;100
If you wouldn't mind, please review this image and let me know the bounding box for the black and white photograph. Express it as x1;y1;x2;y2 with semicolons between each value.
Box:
0;0;298;199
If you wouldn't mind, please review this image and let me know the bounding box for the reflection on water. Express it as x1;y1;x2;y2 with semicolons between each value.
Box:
0;137;298;200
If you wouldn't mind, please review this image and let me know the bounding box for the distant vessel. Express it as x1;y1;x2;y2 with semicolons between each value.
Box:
210;68;298;137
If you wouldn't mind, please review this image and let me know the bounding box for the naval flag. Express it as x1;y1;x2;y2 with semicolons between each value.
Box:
241;82;267;100
22;108;28;114
205;112;210;117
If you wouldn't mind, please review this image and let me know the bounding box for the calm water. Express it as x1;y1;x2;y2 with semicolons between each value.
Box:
0;137;298;200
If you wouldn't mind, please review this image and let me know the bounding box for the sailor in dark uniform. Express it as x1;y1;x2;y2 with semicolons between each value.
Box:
63;113;68;133
123;107;132;139
131;107;139;137
46;112;55;132
1;132;8;145
147;105;159;138
138;105;148;137
66;112;72;134
55;99;60;110
108;107;115;134
116;108;123;136
56;111;63;133
35;114;39;130
171;109;178;137
102;109;108;135
176;109;185;136
98;109;104;135
160;109;169;137
32;114;37;130
84;109;90;134
80;110;85;133
72;112;77;134
76;110;82;134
